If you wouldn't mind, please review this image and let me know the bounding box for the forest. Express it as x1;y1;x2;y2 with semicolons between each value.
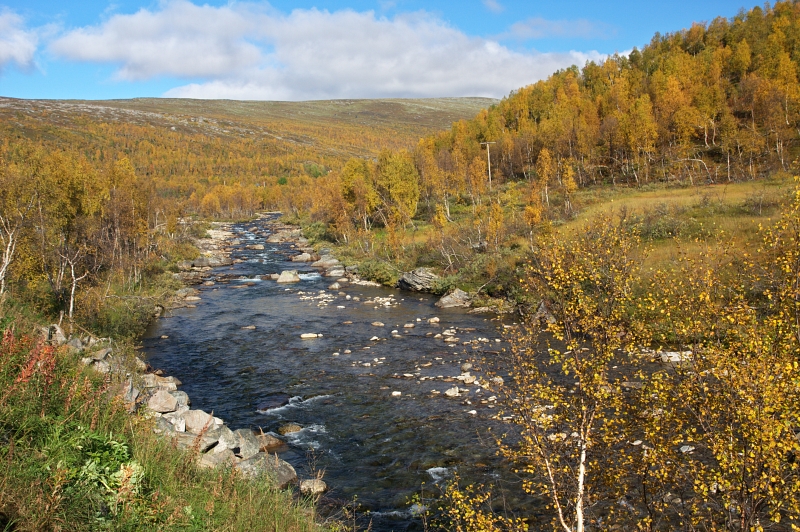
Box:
1;1;800;531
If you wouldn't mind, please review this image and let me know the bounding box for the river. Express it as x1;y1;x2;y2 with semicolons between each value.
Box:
141;217;530;530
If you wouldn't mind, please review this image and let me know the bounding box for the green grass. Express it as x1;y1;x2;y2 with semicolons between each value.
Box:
0;302;328;532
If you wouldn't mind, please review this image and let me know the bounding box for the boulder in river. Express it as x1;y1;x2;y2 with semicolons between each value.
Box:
292;253;313;262
246;244;265;250
276;270;301;283
300;479;327;495
256;393;292;412
278;423;302;435
234;429;262;460
444;386;460;398
256;432;285;452
435;288;472;308
235;452;297;488
397;268;439;292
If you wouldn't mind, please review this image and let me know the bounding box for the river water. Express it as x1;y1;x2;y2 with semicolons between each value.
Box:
141;218;529;530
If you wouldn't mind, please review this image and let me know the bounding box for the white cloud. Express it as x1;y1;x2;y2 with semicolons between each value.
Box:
49;1;607;100
506;17;615;40
0;10;39;73
482;0;504;14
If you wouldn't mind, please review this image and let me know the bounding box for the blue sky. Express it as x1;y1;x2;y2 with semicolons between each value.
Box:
0;0;755;101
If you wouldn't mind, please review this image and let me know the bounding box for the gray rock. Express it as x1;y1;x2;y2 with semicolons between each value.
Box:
256;432;284;452
176;260;193;271
276;270;301;283
311;255;340;268
325;269;346;278
532;301;557;324
300;479;327;496
235;452;297;488
66;337;84;350
154;417;175;435
461;363;473;373
184;409;214;434
123;381;140;404
148;390;178;413
444;386;460;397
435;288;472;308
328;282;341;290
93;360;111;374
206;255;233;267
48;324;67;345
234;429;262;460
213;425;238;453
198;448;235;469
291;253;313;262
193;256;211;268
245;244;265;250
169;431;219;453
169;390;191;407
397;268;439;292
90;347;112;361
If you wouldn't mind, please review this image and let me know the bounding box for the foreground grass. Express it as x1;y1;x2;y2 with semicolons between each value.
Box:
0;305;325;532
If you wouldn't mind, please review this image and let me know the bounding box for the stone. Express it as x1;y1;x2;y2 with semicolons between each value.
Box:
91;347;112;361
463;375;476;385
300;333;321;339
371;321;385;327
48;324;68;345
234;428;262;460
213;425;239;453
490;376;504;386
122;380;140;404
169;390;191;407
93;360;111;373
328;282;341;290
245;244;265;250
276;270;301;283
435;288;472;308
154;417;175;435
403;323;415;328
184;409;215;434
169;431;219;453
66;337;84;350
532;301;557;324
291;253;313;262
311;255;340;268
444;387;460;398
428;317;440;324
278;423;302;435
198;448;235;469
176;260;193;271
133;357;147;372
236;453;297;488
255;432;284;452
461;363;473;373
148;390;178;413
391;391;402;397
660;351;692;363
397;268;439;292
300;479;327;496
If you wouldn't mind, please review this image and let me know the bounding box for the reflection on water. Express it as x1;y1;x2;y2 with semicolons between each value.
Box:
141;219;529;530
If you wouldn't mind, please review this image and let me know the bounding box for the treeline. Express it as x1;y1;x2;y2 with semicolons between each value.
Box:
311;1;800;238
0;140;190;334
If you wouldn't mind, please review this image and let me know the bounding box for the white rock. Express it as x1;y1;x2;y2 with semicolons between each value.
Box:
300;333;321;339
444;387;460;398
391;391;402;396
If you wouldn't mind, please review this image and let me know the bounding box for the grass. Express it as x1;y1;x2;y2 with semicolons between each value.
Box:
0;301;327;532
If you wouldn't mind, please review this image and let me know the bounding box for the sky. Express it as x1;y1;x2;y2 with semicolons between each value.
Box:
0;0;757;101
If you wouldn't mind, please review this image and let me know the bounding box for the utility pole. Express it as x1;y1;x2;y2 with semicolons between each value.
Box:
481;141;496;190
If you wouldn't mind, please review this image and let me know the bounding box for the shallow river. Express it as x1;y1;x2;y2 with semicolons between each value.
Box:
142;218;530;530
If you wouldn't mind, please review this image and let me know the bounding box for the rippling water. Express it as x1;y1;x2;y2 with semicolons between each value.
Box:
142;218;529;530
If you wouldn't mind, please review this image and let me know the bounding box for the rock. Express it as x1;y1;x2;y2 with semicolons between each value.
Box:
255;432;284;452
328;282;341;290
276;270;301;283
133;357;147;372
256;393;292;412
371;321;385;327
428;317;440;324
154;416;175;435
532;301;557;324
403;323;415;328
122;380;140;404
236;453;297;488
66;337;84;350
198;448;235;469
148;390;179;413
435;288;472;308
176;260;193;271
397;268;439;292
234;428;262;460
311;255;340;268
278;423;302;435
213;425;239;453
80;357;93;366
184;409;215;434
444;387;460;398
93;360;111;373
168;431;219;453
300;479;327;496
241;325;256;330
91;347;112;361
206;255;233;267
48;324;68;345
300;333;321;339
463;375;476;385
490;376;504;386
660;351;692;363
169;390;191;407
292;253;313;262
175;287;199;298
245;244;265;250
391;391;402;397
461;363;473;373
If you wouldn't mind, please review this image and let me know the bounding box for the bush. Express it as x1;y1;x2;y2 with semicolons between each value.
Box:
357;259;398;286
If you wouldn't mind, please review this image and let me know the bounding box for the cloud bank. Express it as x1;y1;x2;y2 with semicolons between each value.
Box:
46;0;607;100
0;10;38;73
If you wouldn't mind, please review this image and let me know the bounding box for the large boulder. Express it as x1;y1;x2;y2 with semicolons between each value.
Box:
235;452;297;488
148;390;178;413
184;409;214;434
291;253;313;262
397;268;439;292
234;428;262;460
311;255;340;269
435;288;472;308
276;270;301;283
